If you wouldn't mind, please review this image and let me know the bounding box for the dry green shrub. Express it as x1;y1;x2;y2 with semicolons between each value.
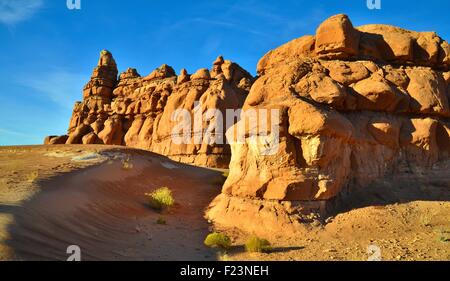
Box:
204;232;231;249
145;187;175;210
122;158;133;170
245;236;272;253
27;171;39;183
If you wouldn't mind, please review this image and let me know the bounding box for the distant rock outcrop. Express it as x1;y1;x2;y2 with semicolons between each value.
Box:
45;51;254;168
206;14;450;233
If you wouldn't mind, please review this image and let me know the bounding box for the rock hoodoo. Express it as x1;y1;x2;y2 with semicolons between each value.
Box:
206;14;450;233
46;51;254;168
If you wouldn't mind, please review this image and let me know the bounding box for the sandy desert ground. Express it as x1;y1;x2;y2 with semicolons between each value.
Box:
0;145;448;261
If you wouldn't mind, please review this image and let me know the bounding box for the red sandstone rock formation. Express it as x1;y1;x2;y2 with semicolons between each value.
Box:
45;14;450;234
45;52;254;168
206;14;450;233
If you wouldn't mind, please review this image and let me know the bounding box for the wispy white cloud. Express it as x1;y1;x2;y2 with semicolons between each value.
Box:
0;127;29;137
16;70;88;109
167;17;269;37
0;0;43;25
223;1;327;39
191;17;268;37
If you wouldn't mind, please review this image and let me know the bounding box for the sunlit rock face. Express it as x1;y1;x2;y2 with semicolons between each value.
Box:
206;14;450;233
46;51;254;168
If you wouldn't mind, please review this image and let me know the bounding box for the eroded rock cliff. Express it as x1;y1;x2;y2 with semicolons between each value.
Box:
206;14;450;233
46;52;254;168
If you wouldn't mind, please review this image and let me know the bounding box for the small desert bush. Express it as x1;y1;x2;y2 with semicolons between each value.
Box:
121;157;133;170
156;217;166;225
439;230;450;243
27;171;39;183
245;236;272;253
222;170;229;178
218;252;232;261
440;236;450;243
204;232;231;249
145;187;175;210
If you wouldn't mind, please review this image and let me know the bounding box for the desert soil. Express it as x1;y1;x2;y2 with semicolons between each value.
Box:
0;145;448;261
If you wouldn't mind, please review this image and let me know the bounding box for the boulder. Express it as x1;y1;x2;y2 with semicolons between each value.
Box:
295;72;347;108
98;116;123;145
44;135;68;145
315;14;360;59
66;124;90;144
321;60;370;86
352;73;406;112
82;132;100;145
119;68;140;80
144;64;176;81
190;68;211;80
177;68;190;84
406;68;450;116
257;35;315;75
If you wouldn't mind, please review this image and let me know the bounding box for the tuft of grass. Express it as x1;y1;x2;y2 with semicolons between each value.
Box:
420;213;433;227
440;236;450;243
145;187;175;211
438;230;450;243
122;157;133;170
156;217;166;225
222;170;229;178
218;252;232;261
27;171;39;183
204;232;232;249
211;170;230;186
245;236;272;253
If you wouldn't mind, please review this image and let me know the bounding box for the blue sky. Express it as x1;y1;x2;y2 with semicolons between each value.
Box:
0;0;449;145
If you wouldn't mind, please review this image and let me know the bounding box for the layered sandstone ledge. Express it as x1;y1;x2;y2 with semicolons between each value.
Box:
206;14;450;232
46;52;254;168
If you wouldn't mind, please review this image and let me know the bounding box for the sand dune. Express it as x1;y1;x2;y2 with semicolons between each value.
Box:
0;145;222;260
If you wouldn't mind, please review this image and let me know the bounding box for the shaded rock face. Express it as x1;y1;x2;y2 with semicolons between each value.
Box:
46;51;254;168
206;14;450;233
